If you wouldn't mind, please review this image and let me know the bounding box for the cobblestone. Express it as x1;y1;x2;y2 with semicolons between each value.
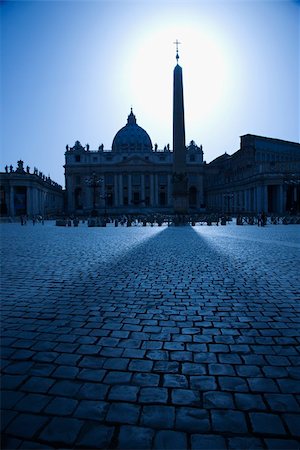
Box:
1;222;300;448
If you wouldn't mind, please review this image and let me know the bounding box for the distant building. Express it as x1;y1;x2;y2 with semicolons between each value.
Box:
64;116;204;216
0;160;64;217
64;52;205;217
205;134;300;215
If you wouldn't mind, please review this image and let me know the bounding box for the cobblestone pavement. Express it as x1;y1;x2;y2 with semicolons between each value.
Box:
1;222;300;449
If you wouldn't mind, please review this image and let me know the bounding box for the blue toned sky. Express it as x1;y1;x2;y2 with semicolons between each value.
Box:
1;0;299;187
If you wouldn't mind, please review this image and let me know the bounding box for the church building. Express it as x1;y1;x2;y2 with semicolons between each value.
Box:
64;47;205;217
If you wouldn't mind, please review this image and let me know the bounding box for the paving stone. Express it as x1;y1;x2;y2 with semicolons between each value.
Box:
45;396;78;416
4;361;34;375
265;394;300;412
14;393;51;413
264;438;300;449
181;362;206;375
108;384;140;402
103;370;132;384
248;378;280;393
128;359;154;372
77;382;109;400
211;409;248;433
76;368;106;382
191;434;227;449
139;387;168;403
29;363;56;376
0;409;18;432
175;407;210;433
1;390;25;408
73;400;109;420
49;380;81;397
132;372;160;386
6;413;49;440
117;425;154;449
208;363;235;375
153;361;179;373
163;374;188;388
106;402;141;424
283;414;300;437
277;379;300;394
228;437;264;449
171;389;201;406
141;405;175;429
218;376;249;392
21;376;55;393
190;375;217;390
153;431;187;449
249;412;286;435
39;417;83;445
235;393;267;410
52;365;80;379
203;391;235;409
77;424;114;449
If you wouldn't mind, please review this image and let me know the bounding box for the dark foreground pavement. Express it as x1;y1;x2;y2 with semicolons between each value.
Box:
1;222;300;449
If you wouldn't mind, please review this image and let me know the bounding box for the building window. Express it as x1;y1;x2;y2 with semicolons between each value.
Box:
75;155;81;162
93;157;97;162
190;155;196;162
75;175;81;184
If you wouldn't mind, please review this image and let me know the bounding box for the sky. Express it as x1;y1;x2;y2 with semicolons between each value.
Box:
1;0;299;187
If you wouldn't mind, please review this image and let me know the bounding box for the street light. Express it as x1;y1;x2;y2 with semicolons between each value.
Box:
85;173;103;217
223;193;234;215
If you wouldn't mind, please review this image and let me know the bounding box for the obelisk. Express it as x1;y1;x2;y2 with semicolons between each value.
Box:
172;40;188;215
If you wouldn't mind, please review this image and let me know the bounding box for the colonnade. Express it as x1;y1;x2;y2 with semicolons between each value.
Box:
207;183;294;215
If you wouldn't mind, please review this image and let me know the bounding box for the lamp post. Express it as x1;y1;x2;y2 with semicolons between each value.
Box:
85;173;103;217
223;193;234;215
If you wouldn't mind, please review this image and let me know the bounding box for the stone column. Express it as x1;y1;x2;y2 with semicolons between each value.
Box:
150;174;154;206
263;185;268;212
141;174;145;206
154;174;159;206
26;187;32;216
9;186;15;217
114;175;119;207
278;184;284;214
119;174;123;206
167;174;172;206
128;174;132;207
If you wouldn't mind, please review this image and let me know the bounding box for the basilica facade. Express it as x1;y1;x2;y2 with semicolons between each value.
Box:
64;109;205;216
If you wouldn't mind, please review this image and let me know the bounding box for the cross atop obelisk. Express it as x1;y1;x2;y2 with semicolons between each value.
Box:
173;39;181;63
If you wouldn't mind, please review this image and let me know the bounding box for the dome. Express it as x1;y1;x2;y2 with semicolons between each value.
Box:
112;109;153;153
